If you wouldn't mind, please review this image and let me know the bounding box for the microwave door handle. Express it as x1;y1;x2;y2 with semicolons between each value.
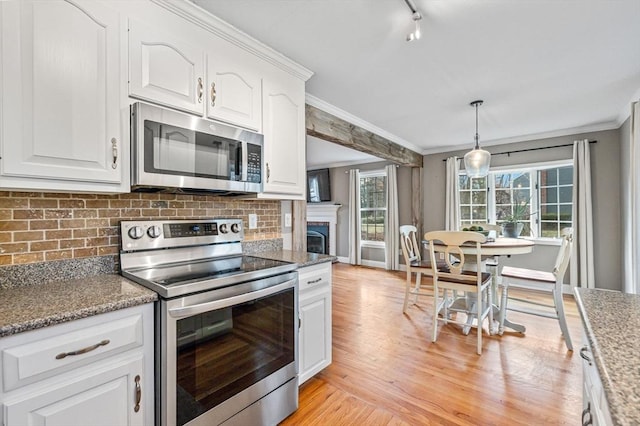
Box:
235;144;243;180
241;141;248;182
168;279;295;319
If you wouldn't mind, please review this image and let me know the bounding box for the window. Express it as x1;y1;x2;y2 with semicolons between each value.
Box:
459;163;573;239
360;172;386;242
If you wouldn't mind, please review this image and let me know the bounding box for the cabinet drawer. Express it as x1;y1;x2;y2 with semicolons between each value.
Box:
2;314;144;392
298;263;331;293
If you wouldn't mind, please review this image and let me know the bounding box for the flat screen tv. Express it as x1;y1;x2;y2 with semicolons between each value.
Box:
307;168;331;203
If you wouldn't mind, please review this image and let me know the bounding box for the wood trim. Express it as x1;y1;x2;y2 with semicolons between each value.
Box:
305;104;423;168
292;200;307;252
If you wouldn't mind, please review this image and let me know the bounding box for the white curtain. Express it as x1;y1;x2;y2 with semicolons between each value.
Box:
384;165;399;270
445;156;460;231
348;169;361;265
624;101;640;294
571;139;595;288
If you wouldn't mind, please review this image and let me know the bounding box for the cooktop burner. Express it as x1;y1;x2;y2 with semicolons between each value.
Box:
149;256;292;286
119;219;297;299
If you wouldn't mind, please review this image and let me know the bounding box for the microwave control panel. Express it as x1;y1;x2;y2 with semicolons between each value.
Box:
247;143;262;183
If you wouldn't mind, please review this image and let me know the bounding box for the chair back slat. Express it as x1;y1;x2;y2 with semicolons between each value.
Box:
552;227;573;280
400;225;421;264
424;230;487;279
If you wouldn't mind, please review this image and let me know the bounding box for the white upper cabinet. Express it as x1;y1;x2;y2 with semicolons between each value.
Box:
0;0;126;192
206;51;262;132
128;19;205;116
261;71;306;198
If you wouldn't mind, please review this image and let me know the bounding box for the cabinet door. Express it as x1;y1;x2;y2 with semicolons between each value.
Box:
207;52;262;131
299;286;332;384
4;356;146;426
129;19;205;115
0;0;123;186
262;73;306;198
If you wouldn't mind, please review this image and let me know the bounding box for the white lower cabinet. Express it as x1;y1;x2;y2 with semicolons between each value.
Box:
581;333;612;426
298;262;332;385
0;304;154;426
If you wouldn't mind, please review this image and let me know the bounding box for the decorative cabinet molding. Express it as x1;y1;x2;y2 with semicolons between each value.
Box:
128;18;205;116
298;262;332;384
0;305;154;426
0;0;127;192
206;52;262;132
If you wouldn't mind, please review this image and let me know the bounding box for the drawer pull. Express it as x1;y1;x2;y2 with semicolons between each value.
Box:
134;375;142;413
55;339;110;360
307;278;323;285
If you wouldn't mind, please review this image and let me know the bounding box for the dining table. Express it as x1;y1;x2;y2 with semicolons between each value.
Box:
426;236;535;334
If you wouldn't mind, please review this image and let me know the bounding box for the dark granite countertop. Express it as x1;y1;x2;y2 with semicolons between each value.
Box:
255;249;336;267
574;288;640;426
0;274;157;337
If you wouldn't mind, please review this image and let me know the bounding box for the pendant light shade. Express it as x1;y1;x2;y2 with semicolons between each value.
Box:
463;100;491;178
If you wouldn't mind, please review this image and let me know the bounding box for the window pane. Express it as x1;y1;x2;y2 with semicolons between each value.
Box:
460;191;470;204
460;206;471;220
540;169;558;186
541;221;558;238
514;189;530;201
471;177;486;189
494;174;511;189
560;222;572;233
540;204;558;221
473;206;487;221
513;173;530;188
559;204;572;221
559;186;572;203
558;167;573;185
540;187;558;203
495;190;511;204
471;190;486;204
459;175;470;190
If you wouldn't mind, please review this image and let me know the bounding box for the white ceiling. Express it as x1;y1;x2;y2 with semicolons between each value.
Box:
194;0;640;167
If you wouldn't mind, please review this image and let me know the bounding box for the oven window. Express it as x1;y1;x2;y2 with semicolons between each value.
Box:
143;120;241;181
175;288;295;426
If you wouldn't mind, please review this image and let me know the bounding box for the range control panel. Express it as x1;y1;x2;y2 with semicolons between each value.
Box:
120;219;243;251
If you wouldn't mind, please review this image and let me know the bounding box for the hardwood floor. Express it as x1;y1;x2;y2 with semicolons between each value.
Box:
281;263;583;425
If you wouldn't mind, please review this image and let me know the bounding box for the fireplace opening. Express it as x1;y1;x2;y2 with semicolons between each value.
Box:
307;223;329;254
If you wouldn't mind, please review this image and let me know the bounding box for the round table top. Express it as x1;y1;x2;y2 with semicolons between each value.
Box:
429;237;535;256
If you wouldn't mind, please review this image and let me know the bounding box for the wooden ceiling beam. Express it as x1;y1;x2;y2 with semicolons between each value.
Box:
305;104;423;168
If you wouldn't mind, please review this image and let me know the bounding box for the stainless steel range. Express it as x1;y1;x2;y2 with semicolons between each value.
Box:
119;219;299;426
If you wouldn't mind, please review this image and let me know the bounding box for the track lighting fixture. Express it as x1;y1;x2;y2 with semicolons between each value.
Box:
404;0;422;42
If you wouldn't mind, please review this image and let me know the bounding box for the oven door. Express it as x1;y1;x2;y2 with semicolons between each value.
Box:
159;271;298;426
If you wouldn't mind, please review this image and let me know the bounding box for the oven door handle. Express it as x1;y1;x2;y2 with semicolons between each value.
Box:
168;279;295;319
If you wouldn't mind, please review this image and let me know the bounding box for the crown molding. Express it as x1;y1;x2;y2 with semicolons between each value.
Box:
616;88;640;126
151;0;313;81
421;120;622;155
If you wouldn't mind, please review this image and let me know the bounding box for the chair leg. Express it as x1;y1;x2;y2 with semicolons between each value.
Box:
414;272;422;304
432;284;439;343
403;270;412;313
498;281;508;335
477;291;482;355
487;285;494;335
553;286;573;351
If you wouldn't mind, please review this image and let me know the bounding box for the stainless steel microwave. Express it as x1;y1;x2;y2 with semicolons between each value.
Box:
130;102;263;194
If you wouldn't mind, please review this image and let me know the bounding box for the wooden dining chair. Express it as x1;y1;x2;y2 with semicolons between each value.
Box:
424;231;493;355
498;228;574;351
400;225;438;313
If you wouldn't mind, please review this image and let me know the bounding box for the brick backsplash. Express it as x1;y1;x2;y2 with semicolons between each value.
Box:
0;192;280;266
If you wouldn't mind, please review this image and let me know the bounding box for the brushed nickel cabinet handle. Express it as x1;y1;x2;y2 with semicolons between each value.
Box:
197;77;203;103
111;138;118;169
134;375;141;413
55;339;110;359
266;162;270;183
308;278;323;285
211;82;217;107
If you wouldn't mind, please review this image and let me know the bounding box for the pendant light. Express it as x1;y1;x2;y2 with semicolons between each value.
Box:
463;100;491;178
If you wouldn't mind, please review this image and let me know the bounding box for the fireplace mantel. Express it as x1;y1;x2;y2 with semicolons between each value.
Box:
307;204;341;256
